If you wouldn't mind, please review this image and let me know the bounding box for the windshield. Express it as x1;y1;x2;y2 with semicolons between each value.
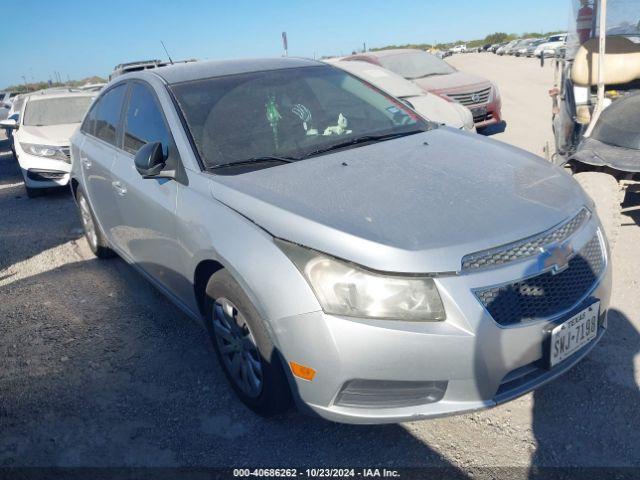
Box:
170;65;429;170
376;51;456;79
23;96;93;126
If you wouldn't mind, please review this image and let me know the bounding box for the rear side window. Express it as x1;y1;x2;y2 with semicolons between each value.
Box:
89;84;126;146
123;83;172;156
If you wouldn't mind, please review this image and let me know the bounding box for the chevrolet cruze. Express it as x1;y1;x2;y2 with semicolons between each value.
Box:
69;58;611;424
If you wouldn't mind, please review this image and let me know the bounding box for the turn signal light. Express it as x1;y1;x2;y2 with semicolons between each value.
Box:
289;362;316;381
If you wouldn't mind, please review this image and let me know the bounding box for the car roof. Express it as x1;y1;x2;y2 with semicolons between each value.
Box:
329;60;423;97
25;90;95;102
354;49;423;58
147;57;325;85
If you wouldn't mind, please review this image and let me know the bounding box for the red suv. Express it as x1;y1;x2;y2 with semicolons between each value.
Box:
344;49;502;129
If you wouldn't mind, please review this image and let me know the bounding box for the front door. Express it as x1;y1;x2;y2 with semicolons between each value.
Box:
109;81;181;291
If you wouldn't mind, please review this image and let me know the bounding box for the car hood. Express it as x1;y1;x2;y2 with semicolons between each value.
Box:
18;123;79;145
209;128;587;273
411;71;491;94
405;94;465;129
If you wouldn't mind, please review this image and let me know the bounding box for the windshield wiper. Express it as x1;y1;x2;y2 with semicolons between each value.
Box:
300;130;425;159
210;155;297;170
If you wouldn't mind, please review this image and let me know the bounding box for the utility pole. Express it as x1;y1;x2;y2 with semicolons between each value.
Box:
282;32;288;57
363;42;366;52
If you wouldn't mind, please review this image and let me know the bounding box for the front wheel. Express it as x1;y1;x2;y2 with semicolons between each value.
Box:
574;171;624;250
204;270;292;416
75;187;114;258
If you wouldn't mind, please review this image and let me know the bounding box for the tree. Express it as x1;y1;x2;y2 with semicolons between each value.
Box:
484;32;512;44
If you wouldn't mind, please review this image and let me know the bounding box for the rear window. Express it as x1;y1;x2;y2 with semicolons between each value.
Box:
376;52;456;80
23;96;94;126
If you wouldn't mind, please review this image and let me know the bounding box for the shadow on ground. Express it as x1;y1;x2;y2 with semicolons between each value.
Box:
0;139;79;273
0;258;464;469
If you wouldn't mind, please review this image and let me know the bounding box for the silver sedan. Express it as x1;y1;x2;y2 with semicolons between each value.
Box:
69;57;611;424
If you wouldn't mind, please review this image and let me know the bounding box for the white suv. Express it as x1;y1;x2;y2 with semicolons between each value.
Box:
0;91;94;197
534;34;568;58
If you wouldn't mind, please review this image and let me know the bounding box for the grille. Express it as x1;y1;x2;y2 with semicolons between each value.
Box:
475;235;604;326
462;208;590;272
447;86;492;106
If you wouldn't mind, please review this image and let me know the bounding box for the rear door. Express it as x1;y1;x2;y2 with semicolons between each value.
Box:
109;81;180;288
78;83;127;240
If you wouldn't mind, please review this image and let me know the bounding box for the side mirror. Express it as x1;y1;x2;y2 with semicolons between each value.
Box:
0;118;18;129
134;141;169;178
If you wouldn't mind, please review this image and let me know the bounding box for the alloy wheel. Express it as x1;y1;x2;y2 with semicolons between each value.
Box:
78;195;98;250
212;297;264;398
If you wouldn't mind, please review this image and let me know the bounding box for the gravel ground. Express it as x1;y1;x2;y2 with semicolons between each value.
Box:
0;53;639;470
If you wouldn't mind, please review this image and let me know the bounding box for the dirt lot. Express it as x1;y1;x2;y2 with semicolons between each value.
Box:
1;53;639;470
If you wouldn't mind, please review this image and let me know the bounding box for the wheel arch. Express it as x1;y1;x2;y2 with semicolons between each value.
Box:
193;259;226;316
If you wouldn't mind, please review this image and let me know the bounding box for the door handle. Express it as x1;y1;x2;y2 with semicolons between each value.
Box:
112;181;127;196
81;157;92;169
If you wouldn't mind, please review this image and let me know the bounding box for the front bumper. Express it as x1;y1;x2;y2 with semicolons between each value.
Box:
473;98;502;129
17;151;71;188
273;222;611;424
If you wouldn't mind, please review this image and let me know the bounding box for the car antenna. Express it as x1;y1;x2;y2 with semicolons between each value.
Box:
161;41;174;65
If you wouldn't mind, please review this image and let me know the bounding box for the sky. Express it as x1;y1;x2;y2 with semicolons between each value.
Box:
3;0;565;88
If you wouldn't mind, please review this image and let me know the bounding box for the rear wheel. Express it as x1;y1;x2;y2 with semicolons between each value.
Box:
76;188;114;258
204;270;292;416
574;171;624;250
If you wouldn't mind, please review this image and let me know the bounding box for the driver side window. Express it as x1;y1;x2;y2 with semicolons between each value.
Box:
123;83;173;159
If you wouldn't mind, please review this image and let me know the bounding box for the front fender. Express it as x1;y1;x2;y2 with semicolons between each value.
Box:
177;174;321;335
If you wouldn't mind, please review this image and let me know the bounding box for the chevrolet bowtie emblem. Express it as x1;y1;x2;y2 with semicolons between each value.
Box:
539;242;574;275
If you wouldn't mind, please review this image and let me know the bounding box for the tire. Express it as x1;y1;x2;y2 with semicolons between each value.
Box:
574;171;624;250
75;187;114;258
204;269;292;416
25;185;42;198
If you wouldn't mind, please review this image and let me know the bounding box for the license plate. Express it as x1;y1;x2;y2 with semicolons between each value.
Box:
471;106;487;117
549;302;599;367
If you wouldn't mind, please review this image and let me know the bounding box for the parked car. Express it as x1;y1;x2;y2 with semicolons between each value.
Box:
68;57;611;424
506;39;534;56
0;90;95;197
0;91;18;120
326;59;475;132
533;34;568;58
79;82;107;92
514;39;539;56
450;44;467;54
526;39;547;57
497;40;518;55
3;93;27;156
343;49;502;128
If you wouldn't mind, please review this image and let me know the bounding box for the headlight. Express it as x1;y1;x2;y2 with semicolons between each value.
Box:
276;240;446;321
20;143;69;162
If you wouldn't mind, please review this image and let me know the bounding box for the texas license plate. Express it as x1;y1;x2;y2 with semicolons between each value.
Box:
549;302;599;367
